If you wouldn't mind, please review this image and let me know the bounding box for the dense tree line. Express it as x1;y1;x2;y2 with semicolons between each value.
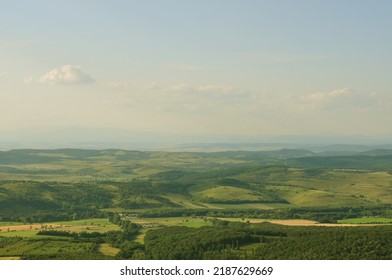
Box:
37;230;107;240
141;222;392;260
106;214;144;259
137;205;392;223
250;224;392;259
0;208;106;223
144;225;260;259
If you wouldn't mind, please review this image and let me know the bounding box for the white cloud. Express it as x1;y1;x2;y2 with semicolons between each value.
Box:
38;65;94;85
304;87;352;102
299;87;352;111
0;72;7;78
299;87;386;112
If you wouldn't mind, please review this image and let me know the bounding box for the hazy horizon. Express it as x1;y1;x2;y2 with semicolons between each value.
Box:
1;1;392;146
1;126;392;151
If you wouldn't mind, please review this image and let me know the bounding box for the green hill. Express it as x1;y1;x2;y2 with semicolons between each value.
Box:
1;148;392;222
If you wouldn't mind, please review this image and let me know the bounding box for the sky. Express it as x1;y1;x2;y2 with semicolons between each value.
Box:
1;0;392;147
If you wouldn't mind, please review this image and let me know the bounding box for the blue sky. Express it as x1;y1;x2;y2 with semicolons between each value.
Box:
1;1;392;145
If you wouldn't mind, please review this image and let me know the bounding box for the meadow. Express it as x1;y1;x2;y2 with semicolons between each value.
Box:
0;218;120;238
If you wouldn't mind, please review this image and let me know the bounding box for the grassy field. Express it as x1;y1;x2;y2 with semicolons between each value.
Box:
202;202;292;210
134;229;148;244
0;218;120;238
128;216;213;228
0;231;45;238
191;186;270;203
98;243;120;257
56;218;120;231
163;194;207;209
257;169;392;207
0;222;22;226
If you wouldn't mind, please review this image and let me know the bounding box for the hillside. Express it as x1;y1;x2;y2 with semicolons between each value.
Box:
0;148;392;222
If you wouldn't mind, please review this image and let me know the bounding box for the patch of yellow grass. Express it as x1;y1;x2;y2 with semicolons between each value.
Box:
218;218;388;227
0;256;20;260
99;243;120;256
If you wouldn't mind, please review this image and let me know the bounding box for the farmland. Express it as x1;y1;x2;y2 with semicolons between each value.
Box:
0;218;120;238
1;148;392;259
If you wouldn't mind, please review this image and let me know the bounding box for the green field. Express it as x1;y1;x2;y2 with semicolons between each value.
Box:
204;202;291;210
55;218;120;231
0;222;22;226
191;186;272;203
128;216;213;228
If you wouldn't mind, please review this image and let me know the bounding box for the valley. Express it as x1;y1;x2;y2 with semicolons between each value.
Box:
1;148;392;259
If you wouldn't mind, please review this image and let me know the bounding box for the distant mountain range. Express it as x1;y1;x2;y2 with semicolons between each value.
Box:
1;127;392;151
